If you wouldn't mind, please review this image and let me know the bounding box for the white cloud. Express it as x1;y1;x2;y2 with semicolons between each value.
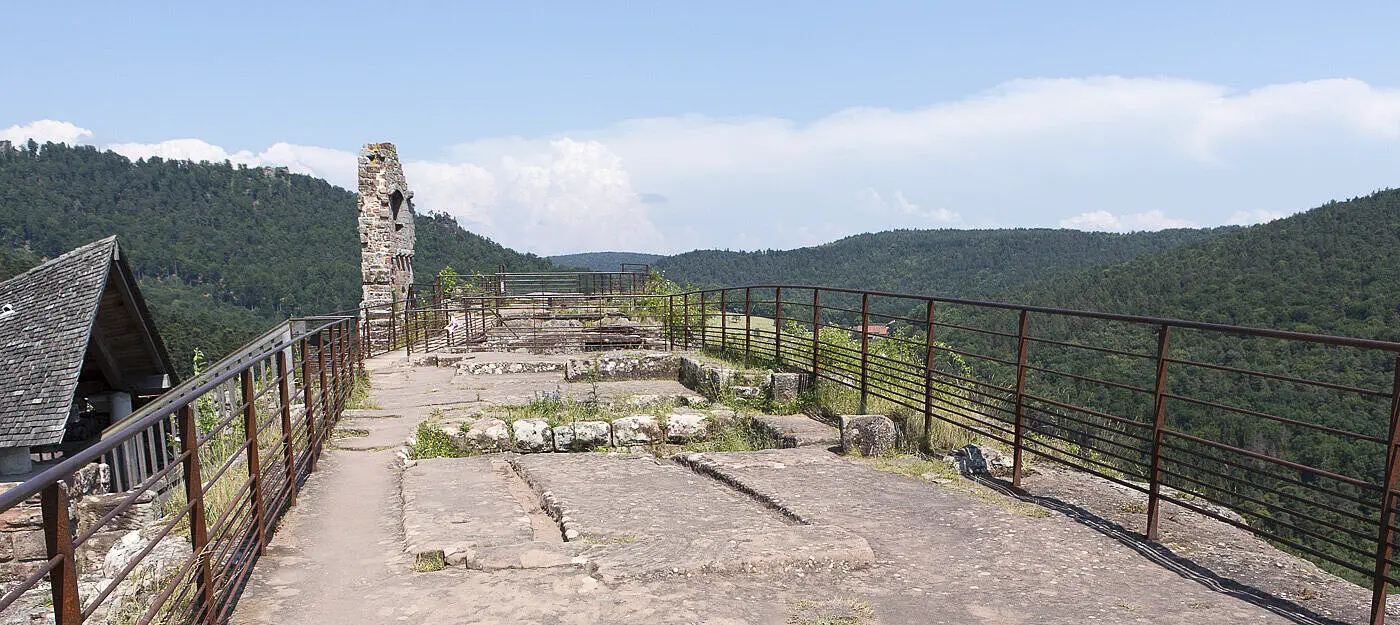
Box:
892;191;959;223
1225;209;1286;226
1;120;92;146
108;138;254;165
12;75;1400;253
858;188;960;224
441;76;1400;249
1059;210;1121;231
1060;209;1195;232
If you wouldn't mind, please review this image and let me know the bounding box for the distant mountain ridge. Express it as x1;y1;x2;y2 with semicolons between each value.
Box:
653;228;1230;300
548;251;663;272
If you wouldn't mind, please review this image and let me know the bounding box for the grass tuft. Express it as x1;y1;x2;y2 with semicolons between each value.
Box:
408;422;467;459
412;551;446;572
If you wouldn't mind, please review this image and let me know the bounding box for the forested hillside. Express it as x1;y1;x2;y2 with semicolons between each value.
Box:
655;228;1227;298
548;251;662;272
1023;188;1400;340
0;141;560;369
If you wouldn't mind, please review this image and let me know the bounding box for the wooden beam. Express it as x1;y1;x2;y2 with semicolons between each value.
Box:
129;374;171;393
87;325;125;390
106;261;166;374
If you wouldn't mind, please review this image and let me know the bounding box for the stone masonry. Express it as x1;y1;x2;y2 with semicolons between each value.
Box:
358;142;416;310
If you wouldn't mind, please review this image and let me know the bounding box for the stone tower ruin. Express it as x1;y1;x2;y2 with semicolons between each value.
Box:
358;142;415;310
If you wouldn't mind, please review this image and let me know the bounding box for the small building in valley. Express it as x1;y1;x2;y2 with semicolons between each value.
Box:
852;323;890;337
0;237;176;476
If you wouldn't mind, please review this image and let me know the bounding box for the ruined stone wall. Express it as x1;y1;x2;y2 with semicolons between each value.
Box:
0;463;107;582
358;142;416;310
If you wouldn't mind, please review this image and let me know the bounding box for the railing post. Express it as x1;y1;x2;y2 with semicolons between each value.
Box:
859;292;870;414
240;370;265;553
683;292;690;349
329;326;342;415
922;300;936;454
666;295;674;351
177;403;214;617
1146;324;1172;541
351;312;361;376
40;482;79;625
774;287;783;366
389;292;398;351
1370;358;1400;625
720;289;728;356
341;322;352;405
403;298;413;358
1012;310;1030;488
811;289;821;383
301;339;320;473
317;331;330;446
277;349;296;507
744;287;752;366
357;314;366;377
369;306;376;359
700;291;707;350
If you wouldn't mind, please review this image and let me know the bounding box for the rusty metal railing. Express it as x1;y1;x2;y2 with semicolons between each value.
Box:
0;315;359;624
660;284;1400;625
299;279;1400;623
396;293;669;355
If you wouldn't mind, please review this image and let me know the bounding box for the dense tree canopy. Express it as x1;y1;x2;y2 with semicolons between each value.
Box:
0;142;563;370
654;227;1228;299
548;251;664;272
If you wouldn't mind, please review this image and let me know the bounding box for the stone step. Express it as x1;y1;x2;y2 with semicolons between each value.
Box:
460;542;588;571
401;457;535;564
508;453;873;581
751;414;840;449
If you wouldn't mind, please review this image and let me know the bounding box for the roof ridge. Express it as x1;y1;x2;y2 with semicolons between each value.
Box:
0;236;118;291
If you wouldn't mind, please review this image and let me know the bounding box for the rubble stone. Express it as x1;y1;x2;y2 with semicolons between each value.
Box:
512;419;553;453
768;372;807;403
553;421;610;451
839;415;898;457
665;414;707;442
611;415;661;446
466;418;511;452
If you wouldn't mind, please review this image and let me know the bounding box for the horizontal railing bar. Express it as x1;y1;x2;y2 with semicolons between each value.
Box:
1163;429;1379;491
1158;465;1379;536
1022;392;1153;430
1023;363;1155;395
1165;355;1392;398
1023;334;1158;360
1159;439;1381;508
1163;392;1386;444
710;284;1400;352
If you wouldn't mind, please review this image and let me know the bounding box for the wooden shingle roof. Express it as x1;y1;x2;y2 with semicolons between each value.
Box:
0;237;139;448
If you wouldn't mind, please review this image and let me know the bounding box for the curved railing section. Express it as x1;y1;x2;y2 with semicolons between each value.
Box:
0;315;359;624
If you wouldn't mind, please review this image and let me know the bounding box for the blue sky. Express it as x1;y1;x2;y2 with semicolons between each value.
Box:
5;2;1400;254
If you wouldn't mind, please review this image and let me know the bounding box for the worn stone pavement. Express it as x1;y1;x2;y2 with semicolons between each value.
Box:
230;350;1336;624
